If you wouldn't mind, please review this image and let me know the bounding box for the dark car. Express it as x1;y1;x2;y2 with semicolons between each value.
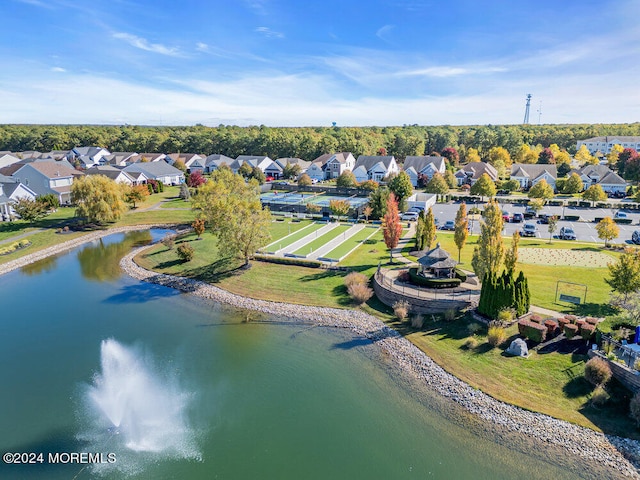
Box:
537;214;550;224
559;226;577;240
512;213;524;223
441;220;455;230
521;223;537;237
633;230;640;245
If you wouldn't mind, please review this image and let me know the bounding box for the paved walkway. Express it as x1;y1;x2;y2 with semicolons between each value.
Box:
0;228;45;246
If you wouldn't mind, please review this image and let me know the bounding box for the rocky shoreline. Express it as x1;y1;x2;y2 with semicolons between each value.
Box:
2;225;640;476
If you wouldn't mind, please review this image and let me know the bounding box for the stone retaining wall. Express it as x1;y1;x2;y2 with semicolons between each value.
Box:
589;350;640;393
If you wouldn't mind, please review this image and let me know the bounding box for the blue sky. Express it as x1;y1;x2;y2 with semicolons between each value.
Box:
1;0;639;126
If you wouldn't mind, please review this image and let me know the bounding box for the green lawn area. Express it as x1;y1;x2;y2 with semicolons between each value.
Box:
159;198;191;209
292;224;351;256
323;226;379;261
263;221;322;251
424;232;619;316
0;229;88;265
402;315;637;438
267;219;313;243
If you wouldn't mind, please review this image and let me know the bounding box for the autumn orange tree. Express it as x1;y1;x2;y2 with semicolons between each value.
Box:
382;192;403;263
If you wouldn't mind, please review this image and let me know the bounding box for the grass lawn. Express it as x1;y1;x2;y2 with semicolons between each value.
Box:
266;219;313;244
263;221;323;251
324;226;379;261
159;198;191;209
0;229;88;265
401;314;638;438
292;224;351;256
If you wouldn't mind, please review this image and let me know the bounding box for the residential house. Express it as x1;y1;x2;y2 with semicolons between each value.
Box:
12;161;82;204
101;152;138;167
577;136;640;155
275;158;311;178
310;152;355;180
204;154;234;173
454;162;499;186
166;153;205;173
230;155;274;175
126;153;167;165
402;156;447;187
353;155;399;182
0;174;38;220
123;162;184;185
70;146;111;169
0;153;21;169
571;165;627;194
123;170;149;185
509;164;557;191
85;166;136;185
305;162;325;182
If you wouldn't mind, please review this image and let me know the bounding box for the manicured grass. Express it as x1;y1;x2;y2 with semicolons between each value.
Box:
264;221;323;251
266;219;313;244
324;226;379;261
134;186;181;209
400;315;638;438
116;209;196;225
292;224;351;256
159;198;191;209
0;229;88;265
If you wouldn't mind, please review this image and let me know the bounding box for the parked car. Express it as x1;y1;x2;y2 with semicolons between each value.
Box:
559;226;577;240
502;211;511;222
512;213;524;223
441;220;455;230
614;211;628;219
400;211;419;221
633;230;640;245
521;223;537;237
608;191;626;198
538;214;550;224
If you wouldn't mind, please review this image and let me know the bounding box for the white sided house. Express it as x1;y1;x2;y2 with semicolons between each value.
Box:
0;153;21;169
204;154;234;173
85;166;136;185
571;165;627;194
577;136;640;155
0;174;38;220
71;146;111;169
312;152;355;180
403;156;446;187
353;155;399;182
454;162;498;186
123;162;184;185
509;164;557;191
305;162;325;182
12;161;81;204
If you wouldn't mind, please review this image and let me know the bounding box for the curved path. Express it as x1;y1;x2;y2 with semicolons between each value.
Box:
1;224;639;476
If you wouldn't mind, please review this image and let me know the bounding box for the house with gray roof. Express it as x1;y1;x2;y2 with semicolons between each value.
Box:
403;156;447;186
70;146;111;168
101;152;138;167
12;161;83;204
126;153;167;165
571;164;627;194
509;164;557;191
166;153;205;172
577;136;640;155
204;154;234;173
123;162;184;185
0;153;21;169
454;162;498;186
311;152;355;180
85;166;136;185
353;155;399;182
0;174;38;220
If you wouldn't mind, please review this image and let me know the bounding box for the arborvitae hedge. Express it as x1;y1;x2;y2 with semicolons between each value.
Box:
478;270;530;319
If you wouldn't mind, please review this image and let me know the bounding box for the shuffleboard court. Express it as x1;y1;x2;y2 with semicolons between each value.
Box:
292;224;352;256
264;222;325;251
268;220;313;244
323;226;379;261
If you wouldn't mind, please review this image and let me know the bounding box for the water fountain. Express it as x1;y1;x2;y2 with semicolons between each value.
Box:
81;339;200;474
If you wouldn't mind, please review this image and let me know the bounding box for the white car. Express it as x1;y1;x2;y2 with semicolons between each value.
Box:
521;223;537;237
400;211;419;221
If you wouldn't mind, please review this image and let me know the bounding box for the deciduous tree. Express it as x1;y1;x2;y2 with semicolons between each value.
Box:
329;199;350;221
470;173;496;201
582;184;607;205
192;218;205;239
547;215;558;244
191;168;271;265
424;172;449;195
471;199;504;282
71;175;127;224
596;217;619;248
383;193;402;262
368;186;390;219
537;147;555;164
388;171;413;210
124;184;149;208
298;173;312;187
282;163;301;180
528;179;554;200
11;197;48;223
336;170;358;188
504;230;519;272
606;248;640;301
453;203;468;263
563;173;584;194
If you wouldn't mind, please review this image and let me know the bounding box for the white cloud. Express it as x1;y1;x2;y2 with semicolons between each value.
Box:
397;66;507;78
195;42;209;52
50;67;66;73
112;32;181;56
375;24;395;42
13;0;51;8
255;27;284;39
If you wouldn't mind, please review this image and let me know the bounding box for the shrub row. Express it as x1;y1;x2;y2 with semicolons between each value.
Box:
517;319;547;343
562;215;580;221
454;269;467;282
254;254;322;268
408;268;461;288
547;200;564;206
614;218;633;224
0;239;30;255
564;323;579;339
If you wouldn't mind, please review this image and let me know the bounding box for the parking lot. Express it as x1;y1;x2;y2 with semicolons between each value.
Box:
430;201;640;245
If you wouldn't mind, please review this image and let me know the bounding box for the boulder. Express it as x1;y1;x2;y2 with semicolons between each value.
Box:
506;338;528;357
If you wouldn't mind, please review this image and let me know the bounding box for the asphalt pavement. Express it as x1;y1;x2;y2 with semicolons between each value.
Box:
429;201;640;245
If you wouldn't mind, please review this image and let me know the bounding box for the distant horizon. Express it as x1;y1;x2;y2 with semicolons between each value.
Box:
2;0;639;126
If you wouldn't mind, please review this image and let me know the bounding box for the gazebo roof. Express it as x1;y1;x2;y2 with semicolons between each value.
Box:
417;243;458;269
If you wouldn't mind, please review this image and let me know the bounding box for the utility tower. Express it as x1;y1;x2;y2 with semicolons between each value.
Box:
537;101;542;124
523;94;532;124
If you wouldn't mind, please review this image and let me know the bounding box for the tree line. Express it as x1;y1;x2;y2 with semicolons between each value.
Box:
1;123;639;162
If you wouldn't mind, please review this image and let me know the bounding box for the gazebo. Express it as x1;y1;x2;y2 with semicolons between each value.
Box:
417;243;458;278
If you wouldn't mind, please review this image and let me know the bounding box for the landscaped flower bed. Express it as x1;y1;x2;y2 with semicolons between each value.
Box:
0;239;31;256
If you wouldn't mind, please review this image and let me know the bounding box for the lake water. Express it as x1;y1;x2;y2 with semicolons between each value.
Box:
0;231;617;479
